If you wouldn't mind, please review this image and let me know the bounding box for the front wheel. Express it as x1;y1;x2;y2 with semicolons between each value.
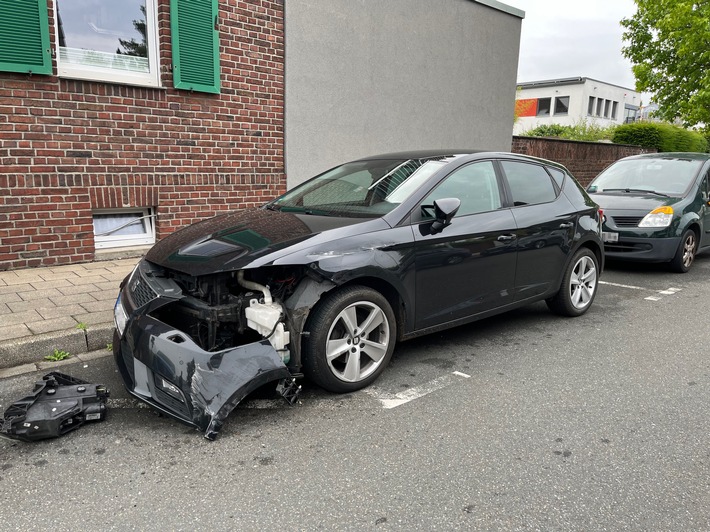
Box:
546;248;599;317
669;228;697;273
302;286;396;393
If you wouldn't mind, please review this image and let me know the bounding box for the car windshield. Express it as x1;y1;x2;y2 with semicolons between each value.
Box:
270;157;454;217
588;157;703;195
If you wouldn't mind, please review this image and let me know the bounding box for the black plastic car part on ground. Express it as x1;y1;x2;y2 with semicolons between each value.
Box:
113;150;604;439
588;152;710;273
0;372;109;442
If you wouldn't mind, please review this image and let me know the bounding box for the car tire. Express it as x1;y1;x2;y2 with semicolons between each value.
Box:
303;285;396;393
669;228;697;273
546;248;599;317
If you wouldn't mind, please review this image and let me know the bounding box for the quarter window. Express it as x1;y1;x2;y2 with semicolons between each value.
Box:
55;0;160;87
501;161;557;206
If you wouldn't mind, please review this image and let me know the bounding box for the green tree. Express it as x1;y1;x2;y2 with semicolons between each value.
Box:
621;1;710;127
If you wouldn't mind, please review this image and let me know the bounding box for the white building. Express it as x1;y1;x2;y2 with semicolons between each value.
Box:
513;77;642;135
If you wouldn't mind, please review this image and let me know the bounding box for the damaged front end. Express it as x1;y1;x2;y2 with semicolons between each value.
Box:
113;259;304;440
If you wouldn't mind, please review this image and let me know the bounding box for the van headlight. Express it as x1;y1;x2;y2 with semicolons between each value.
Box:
639;206;673;228
114;294;128;336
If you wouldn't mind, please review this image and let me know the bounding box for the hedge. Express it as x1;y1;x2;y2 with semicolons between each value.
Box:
612;122;708;153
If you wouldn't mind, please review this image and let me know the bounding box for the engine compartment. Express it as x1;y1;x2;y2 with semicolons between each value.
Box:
149;266;305;357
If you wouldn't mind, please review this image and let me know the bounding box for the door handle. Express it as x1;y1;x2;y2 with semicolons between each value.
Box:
559;222;574;228
497;234;517;242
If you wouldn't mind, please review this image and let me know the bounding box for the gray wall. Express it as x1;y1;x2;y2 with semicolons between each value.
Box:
284;0;523;186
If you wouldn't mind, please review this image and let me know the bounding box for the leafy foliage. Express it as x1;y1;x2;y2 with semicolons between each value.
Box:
612;122;708;152
521;121;617;142
621;1;710;126
45;349;71;362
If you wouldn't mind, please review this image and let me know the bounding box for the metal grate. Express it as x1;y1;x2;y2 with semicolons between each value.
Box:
612;216;644;227
129;271;158;308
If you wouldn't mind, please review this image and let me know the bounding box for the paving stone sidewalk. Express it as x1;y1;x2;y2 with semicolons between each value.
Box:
0;257;141;371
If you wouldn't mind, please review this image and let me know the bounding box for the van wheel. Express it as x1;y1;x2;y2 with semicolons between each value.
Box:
669;228;696;273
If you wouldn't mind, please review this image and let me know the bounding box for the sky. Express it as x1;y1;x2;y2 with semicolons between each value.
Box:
508;0;640;92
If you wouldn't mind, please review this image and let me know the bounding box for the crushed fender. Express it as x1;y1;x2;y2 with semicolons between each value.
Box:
0;372;109;442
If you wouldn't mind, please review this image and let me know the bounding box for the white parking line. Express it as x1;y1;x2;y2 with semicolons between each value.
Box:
365;371;470;409
599;281;645;290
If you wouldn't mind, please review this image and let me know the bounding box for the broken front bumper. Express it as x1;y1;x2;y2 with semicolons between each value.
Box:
114;316;297;440
113;266;300;440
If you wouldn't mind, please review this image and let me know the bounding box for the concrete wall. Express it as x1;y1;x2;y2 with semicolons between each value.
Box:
285;0;523;186
511;136;657;187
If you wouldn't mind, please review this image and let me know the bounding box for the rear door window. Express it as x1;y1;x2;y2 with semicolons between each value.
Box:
501;161;558;206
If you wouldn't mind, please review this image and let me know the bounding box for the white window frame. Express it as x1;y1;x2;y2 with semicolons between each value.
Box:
53;0;161;88
93;208;156;250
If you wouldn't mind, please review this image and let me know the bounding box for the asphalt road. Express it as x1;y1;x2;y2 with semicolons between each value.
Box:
2;254;710;531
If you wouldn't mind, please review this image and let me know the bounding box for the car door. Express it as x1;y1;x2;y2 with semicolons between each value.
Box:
699;171;710;248
498;160;577;301
412;160;518;330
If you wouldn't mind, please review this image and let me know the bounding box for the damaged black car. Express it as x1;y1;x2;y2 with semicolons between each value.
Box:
113;150;604;438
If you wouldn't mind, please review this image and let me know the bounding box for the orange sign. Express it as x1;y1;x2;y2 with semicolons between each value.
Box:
515;98;537;117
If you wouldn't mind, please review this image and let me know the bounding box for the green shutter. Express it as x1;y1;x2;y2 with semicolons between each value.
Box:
171;0;220;94
0;0;52;75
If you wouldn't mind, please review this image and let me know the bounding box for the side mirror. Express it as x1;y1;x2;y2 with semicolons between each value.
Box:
431;198;460;234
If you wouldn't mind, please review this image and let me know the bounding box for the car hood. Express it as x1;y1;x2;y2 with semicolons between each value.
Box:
588;193;683;212
145;208;385;276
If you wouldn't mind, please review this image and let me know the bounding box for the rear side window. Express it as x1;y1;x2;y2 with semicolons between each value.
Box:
547;167;566;189
501;161;558;206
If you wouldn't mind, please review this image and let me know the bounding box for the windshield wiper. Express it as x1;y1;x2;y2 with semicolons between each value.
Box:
264;203;281;211
600;188;670;197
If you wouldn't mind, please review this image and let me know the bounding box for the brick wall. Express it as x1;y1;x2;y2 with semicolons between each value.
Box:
0;0;285;271
511;136;657;187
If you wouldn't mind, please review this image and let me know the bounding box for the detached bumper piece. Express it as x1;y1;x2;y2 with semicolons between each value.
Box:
0;372;109;442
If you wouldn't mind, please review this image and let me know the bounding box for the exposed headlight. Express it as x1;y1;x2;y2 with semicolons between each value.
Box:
114;294;128;336
638;206;673;228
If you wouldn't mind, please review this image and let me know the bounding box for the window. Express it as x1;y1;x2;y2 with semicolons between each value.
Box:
536;98;551;116
611;101;618;120
55;0;160;87
422;162;501;217
554;96;569;115
588;97;595;116
595;98;603;117
501;161;557;206
1;0;220;93
604;99;611;118
93;209;156;249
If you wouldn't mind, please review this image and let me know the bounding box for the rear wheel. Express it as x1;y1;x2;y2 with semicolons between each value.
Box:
669;228;696;273
303;286;396;393
546;248;598;317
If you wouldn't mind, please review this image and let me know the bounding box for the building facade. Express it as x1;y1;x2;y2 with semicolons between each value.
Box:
0;0;523;270
513;77;642;135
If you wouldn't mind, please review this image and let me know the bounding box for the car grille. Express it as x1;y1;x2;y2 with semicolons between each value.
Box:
129;270;158;308
605;242;653;253
612;215;644;227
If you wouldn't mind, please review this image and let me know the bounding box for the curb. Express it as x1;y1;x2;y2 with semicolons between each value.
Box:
0;348;114;380
0;324;115;370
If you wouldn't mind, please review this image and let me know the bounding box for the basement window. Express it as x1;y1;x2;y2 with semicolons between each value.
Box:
54;0;160;87
93;209;156;249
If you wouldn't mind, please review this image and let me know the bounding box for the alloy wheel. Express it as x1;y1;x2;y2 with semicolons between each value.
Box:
325;300;391;383
570;255;597;310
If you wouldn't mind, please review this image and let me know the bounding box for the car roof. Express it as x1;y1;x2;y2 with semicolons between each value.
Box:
352;150;568;170
624;152;710;162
